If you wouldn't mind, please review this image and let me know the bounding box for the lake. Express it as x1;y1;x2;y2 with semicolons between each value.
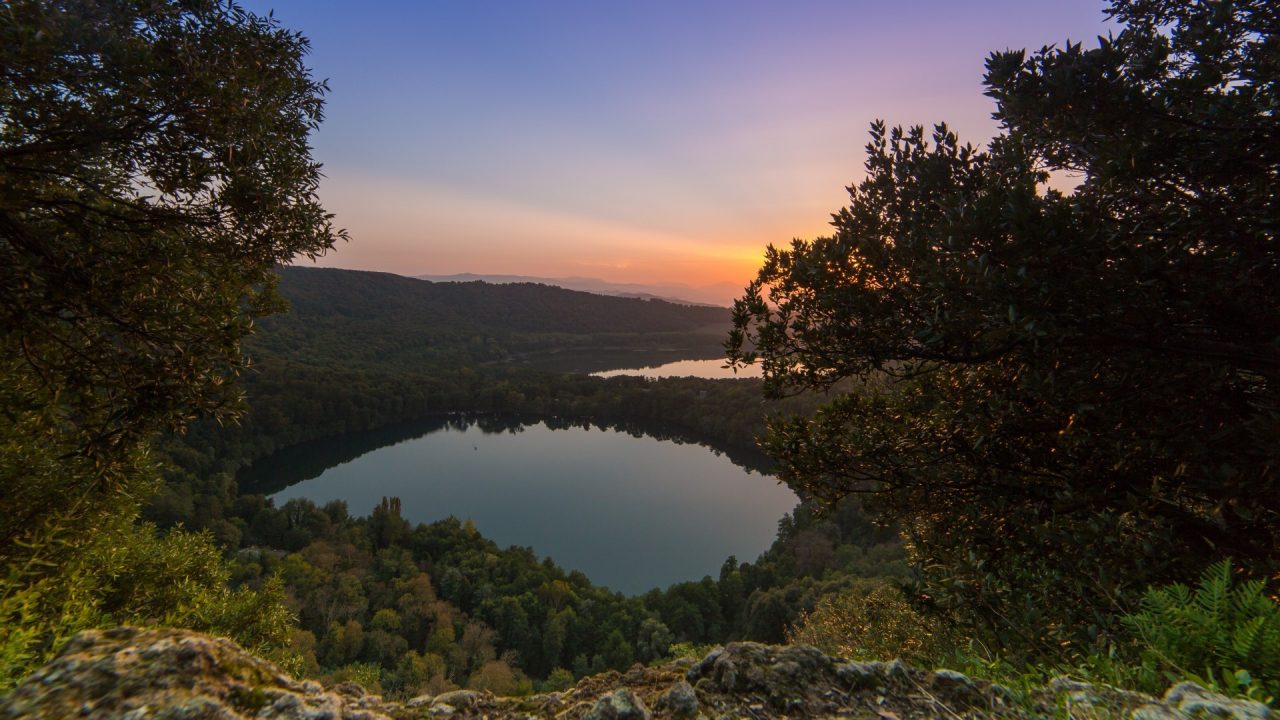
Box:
592;358;763;380
248;417;795;594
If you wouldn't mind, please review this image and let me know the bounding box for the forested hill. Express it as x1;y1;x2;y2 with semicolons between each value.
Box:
273;266;730;335
248;267;732;372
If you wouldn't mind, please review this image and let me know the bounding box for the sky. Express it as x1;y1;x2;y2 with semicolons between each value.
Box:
243;0;1114;293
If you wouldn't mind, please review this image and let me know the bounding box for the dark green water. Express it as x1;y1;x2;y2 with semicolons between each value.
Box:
248;417;795;594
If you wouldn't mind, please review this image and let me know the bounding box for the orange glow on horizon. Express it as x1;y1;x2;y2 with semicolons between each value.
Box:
254;1;1114;303
305;170;835;293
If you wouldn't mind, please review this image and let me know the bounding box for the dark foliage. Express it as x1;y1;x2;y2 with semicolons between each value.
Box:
142;268;904;688
1;0;340;686
221;489;902;693
728;0;1278;658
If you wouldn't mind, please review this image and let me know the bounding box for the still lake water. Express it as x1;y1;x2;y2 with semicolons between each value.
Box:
259;419;795;594
591;358;763;380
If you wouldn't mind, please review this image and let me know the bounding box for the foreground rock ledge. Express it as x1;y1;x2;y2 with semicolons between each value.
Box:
0;628;1269;719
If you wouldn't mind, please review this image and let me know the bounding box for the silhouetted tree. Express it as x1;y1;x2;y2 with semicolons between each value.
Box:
729;0;1279;658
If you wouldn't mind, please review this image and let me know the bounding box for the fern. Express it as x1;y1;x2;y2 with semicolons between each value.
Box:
1122;560;1280;702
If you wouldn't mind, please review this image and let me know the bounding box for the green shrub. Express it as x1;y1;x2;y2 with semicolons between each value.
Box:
1122;560;1279;702
663;641;718;663
539;667;575;692
785;579;953;663
332;662;383;695
0;521;297;690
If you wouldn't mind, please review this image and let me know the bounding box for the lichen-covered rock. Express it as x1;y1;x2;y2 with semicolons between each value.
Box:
431;689;484;712
406;694;433;708
582;688;651;720
0;627;398;720
685;642;1020;717
686;642;836;714
1163;682;1270;719
653;681;698;718
1040;676;1272;720
2;628;1272;720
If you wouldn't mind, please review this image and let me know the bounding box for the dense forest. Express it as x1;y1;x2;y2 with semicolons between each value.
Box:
139;266;906;696
217;490;903;696
256;267;731;368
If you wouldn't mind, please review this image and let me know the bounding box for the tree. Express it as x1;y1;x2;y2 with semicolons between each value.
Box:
729;0;1278;658
1;0;341;682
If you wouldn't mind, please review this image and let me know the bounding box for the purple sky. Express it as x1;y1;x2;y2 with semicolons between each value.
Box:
244;1;1113;290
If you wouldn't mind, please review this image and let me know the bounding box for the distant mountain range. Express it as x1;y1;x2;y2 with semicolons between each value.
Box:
273;267;729;336
415;273;741;307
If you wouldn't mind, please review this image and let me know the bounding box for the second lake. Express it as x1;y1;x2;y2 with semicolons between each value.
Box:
591;358;763;380
251;418;796;594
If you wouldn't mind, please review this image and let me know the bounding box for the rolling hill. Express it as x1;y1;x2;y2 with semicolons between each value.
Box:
249;266;732;371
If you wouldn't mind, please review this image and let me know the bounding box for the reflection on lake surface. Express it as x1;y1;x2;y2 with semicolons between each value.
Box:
591;358;763;380
245;418;794;594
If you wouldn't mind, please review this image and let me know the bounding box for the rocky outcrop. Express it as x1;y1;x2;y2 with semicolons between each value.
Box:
0;628;1270;719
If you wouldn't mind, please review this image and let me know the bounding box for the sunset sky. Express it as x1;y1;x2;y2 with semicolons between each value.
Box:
243;1;1113;296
